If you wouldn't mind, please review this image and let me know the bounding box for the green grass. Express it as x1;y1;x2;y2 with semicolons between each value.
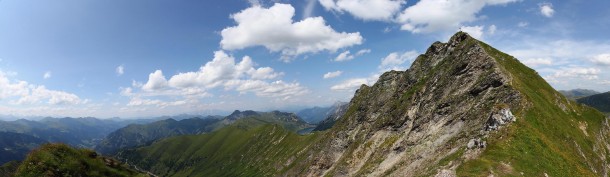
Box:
121;118;322;177
14;143;145;177
456;40;608;176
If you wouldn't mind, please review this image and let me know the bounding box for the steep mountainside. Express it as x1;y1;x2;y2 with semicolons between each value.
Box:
0;132;47;164
117;118;321;176
12;144;146;177
312;102;349;131
297;102;347;124
118;32;610;177
0;117;147;148
95;117;221;155
577;91;610;113
560;89;600;100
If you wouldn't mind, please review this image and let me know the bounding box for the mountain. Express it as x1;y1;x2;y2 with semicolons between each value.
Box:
116;116;320;176
577;91;610;113
117;32;610;176
10;143;146;176
312;102;349;131
0;132;47;165
0;117;154;148
297;102;348;124
222;110;312;132
95;117;221;155
559;89;600;100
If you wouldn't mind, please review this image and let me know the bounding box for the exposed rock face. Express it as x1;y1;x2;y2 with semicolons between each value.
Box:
484;107;516;131
285;32;522;176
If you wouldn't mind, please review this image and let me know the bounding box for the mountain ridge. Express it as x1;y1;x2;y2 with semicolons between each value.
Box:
87;32;610;176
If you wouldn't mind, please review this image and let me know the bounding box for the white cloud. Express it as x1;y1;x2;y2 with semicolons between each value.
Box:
505;40;610;67
521;58;553;67
128;50;307;107
591;53;610;66
43;71;52;79
0;71;84;105
319;0;405;21
379;50;419;71
397;0;519;33
355;49;371;55
167;51;283;89
545;67;600;82
518;22;529;27
142;70;169;91
225;80;308;100
540;3;555;18
460;25;485;39
220;3;363;61
334;49;371;62
116;65;124;76
323;71;343;79
330;78;370;91
334;51;354;62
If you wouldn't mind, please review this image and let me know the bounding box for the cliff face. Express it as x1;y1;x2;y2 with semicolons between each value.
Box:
288;32;521;176
285;32;610;176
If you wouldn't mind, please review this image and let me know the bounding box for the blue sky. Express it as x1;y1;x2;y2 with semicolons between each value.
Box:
1;0;609;118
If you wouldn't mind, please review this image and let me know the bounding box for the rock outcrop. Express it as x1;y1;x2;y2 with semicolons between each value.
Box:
286;32;522;176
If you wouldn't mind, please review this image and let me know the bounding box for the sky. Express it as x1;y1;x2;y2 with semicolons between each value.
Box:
1;0;610;118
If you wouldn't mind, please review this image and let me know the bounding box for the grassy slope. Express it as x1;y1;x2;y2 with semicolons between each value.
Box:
121;118;321;177
14;143;145;177
457;40;608;176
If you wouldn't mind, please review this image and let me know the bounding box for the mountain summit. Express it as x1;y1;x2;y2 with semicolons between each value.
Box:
120;32;610;176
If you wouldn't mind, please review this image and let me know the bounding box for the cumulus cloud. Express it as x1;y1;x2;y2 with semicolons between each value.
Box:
116;65;124;76
142;70;169;91
323;71;343;79
167;51;283;88
591;53;610;66
0;71;84;105
127;50;307;107
540;3;554;18
333;49;371;62
43;71;52;79
319;0;405;21
220;3;363;61
379;50;419;71
545;67;600;82
397;0;519;33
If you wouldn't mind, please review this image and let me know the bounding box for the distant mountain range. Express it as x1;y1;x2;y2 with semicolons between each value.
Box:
0;132;47;165
577;91;610;113
296;102;348;124
0;117;154;149
559;89;600;100
95;116;222;155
